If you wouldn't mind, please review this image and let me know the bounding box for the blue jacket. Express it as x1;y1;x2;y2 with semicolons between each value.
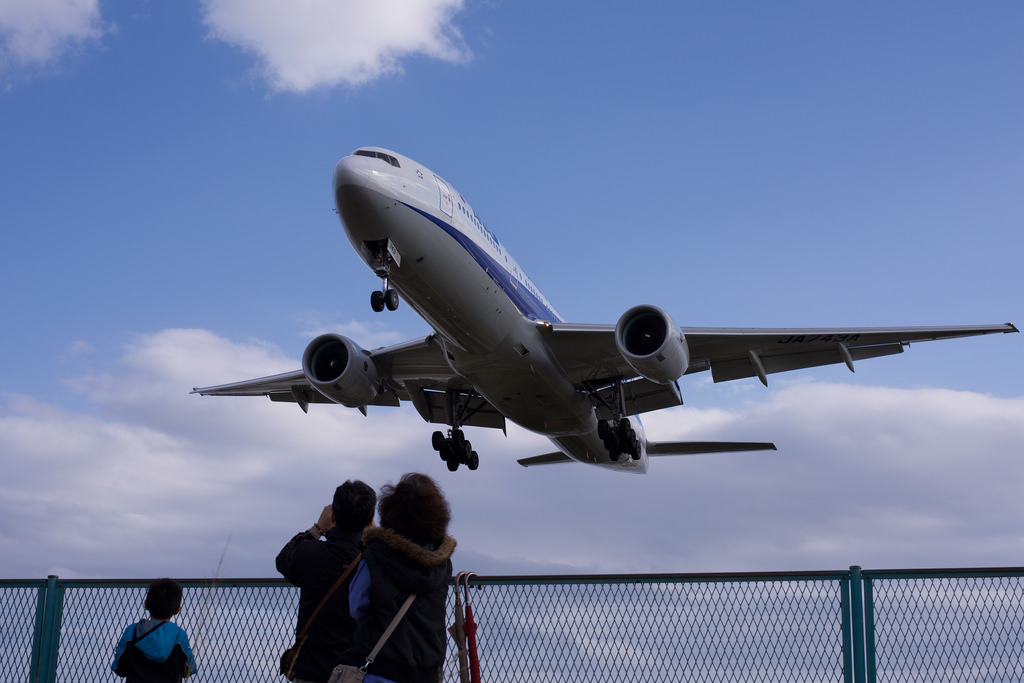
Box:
111;619;197;682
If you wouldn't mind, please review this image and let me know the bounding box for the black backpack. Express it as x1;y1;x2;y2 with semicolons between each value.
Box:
113;621;189;683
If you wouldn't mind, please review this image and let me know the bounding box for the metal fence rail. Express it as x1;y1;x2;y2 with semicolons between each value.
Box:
4;567;1023;683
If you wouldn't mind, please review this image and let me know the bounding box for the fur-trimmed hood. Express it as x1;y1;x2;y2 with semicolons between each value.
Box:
362;526;456;568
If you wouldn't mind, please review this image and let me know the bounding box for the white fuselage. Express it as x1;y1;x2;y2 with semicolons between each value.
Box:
333;149;647;471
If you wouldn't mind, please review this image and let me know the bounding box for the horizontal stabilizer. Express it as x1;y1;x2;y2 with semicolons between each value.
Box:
646;441;777;456
518;441;777;468
517;452;574;467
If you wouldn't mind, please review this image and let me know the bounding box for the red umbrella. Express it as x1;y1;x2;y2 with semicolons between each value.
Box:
463;573;480;683
449;572;469;683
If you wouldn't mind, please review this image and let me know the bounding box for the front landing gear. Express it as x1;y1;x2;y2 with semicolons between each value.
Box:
433;428;479;472
370;286;399;312
369;239;400;312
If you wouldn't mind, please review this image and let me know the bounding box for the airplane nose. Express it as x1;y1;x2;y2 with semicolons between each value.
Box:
333;154;389;239
333;154;372;194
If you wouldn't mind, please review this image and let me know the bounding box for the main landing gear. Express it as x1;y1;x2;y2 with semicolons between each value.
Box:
586;378;642;462
433;428;480;472
599;417;641;462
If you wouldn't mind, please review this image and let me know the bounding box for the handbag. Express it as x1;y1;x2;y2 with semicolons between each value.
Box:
327;593;417;683
280;553;362;680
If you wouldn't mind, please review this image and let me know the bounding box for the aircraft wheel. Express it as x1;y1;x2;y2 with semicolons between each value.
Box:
468;451;479;470
447;457;460;472
597;420;609;440
462;440;473;461
432;431;446;451
370;290;385;312
385;289;400;311
609;447;621;462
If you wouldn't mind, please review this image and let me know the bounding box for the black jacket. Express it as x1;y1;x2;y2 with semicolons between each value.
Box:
276;527;363;683
340;527;456;683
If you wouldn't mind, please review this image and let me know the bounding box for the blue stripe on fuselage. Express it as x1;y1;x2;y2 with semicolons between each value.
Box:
405;203;563;323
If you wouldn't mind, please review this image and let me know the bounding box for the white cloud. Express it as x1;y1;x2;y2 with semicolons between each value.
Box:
0;329;427;578
1;329;1022;581
200;0;470;93
0;0;104;68
295;313;409;349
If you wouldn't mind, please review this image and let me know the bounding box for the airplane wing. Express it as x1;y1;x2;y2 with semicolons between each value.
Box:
191;368;329;406
518;441;777;467
683;323;1018;385
192;335;506;429
542;321;1018;389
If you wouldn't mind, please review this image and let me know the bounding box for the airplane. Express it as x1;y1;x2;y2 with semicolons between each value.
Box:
193;147;1018;473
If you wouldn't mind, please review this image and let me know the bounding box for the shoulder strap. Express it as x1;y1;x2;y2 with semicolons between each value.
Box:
296;553;362;640
131;619;170;644
363;593;417;670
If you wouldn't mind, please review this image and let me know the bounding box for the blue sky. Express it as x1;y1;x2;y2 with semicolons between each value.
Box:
1;1;1022;580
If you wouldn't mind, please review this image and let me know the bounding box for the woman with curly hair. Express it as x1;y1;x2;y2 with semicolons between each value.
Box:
336;473;456;683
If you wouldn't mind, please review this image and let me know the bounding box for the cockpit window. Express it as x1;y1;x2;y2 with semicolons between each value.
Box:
354;149;400;168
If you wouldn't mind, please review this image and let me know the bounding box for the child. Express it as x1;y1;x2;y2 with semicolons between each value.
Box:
111;578;198;682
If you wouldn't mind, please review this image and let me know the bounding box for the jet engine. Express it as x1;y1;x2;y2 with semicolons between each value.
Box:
301;334;382;407
614;305;689;384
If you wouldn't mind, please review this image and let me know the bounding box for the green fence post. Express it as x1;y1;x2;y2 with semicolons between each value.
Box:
841;572;854;683
849;566;866;683
33;575;63;683
863;574;876;683
30;578;48;683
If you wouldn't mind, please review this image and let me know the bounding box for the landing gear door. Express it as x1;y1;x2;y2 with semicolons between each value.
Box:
386;238;402;268
434;176;454;222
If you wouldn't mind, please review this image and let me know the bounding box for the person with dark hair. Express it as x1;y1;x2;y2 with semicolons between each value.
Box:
111;578;198;681
335;473;456;683
277;480;377;683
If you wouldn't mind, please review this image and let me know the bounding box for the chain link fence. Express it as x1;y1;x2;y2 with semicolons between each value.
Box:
5;567;1022;682
3;580;43;679
864;569;1024;682
466;573;848;682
